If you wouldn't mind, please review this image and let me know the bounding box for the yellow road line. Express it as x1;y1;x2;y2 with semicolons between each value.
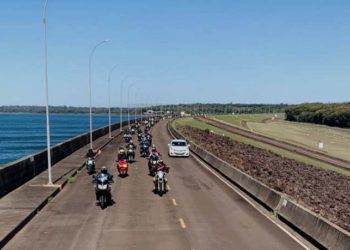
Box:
172;198;177;206
179;218;186;229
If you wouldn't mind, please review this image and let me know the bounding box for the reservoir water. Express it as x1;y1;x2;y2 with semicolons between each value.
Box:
0;113;135;166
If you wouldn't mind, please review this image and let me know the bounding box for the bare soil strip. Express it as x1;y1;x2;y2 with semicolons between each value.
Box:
179;125;350;232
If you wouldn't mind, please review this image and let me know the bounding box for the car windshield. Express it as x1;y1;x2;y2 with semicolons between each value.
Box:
172;141;187;147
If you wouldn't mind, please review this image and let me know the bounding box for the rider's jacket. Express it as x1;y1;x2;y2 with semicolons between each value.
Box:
155;163;169;173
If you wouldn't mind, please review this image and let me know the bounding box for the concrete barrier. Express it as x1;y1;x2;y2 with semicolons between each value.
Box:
169;121;350;250
0;119;138;198
277;197;350;250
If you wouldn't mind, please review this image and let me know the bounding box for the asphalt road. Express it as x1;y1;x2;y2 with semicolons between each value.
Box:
5;120;306;250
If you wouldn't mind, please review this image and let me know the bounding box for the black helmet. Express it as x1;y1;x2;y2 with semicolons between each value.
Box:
101;166;107;174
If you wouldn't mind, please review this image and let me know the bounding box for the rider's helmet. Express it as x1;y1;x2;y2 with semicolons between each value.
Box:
101;166;108;174
130;140;133;144
151;145;157;152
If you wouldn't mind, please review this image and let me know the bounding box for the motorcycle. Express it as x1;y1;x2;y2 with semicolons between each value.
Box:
140;144;149;157
124;134;132;143
137;132;143;141
93;174;112;209
154;170;167;196
117;160;128;177
148;158;158;176
127;146;135;162
86;158;95;175
145;135;152;145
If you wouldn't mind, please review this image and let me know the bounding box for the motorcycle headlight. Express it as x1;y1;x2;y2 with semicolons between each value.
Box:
98;184;108;190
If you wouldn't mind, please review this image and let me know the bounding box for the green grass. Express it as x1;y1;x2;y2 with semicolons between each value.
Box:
211;113;285;128
213;113;350;164
68;175;77;183
173;118;350;176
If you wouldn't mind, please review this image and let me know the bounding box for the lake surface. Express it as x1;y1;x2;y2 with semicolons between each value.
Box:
0;113;135;166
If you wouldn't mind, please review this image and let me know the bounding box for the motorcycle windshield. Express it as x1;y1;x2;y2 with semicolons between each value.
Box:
97;174;109;185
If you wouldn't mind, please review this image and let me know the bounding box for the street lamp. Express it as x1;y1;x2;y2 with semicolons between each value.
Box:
88;39;108;151
119;76;129;131
107;64;118;138
43;0;52;185
127;83;136;128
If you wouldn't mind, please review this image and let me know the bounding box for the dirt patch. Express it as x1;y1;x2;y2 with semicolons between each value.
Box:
240;120;249;129
179;125;350;232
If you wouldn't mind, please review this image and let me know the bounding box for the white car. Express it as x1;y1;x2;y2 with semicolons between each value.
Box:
168;139;190;157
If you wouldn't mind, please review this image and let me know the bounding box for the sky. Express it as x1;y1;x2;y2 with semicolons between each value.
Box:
0;0;350;107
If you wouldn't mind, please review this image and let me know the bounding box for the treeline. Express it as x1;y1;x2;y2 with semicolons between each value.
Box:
156;103;289;114
0;104;289;115
285;103;350;128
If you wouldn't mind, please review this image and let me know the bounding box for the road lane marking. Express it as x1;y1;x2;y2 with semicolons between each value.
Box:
190;153;310;250
167;184;171;190
179;218;186;229
172;198;177;206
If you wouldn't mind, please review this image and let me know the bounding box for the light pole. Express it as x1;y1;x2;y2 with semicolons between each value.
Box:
88;39;108;150
119;76;129;131
127;83;135;128
107;64;118;138
134;91;139;121
43;0;52;185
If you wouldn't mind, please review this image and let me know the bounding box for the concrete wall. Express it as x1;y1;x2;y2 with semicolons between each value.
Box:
168;122;350;250
0;119;137;198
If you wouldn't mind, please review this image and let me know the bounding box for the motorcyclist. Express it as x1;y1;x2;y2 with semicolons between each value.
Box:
148;145;161;173
153;159;169;190
117;147;127;161
86;156;95;166
145;133;152;145
94;166;113;204
149;145;161;157
86;156;95;174
155;159;169;173
126;140;137;150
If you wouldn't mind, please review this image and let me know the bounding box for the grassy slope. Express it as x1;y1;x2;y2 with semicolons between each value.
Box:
214;114;350;163
173;118;350;176
211;113;284;128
